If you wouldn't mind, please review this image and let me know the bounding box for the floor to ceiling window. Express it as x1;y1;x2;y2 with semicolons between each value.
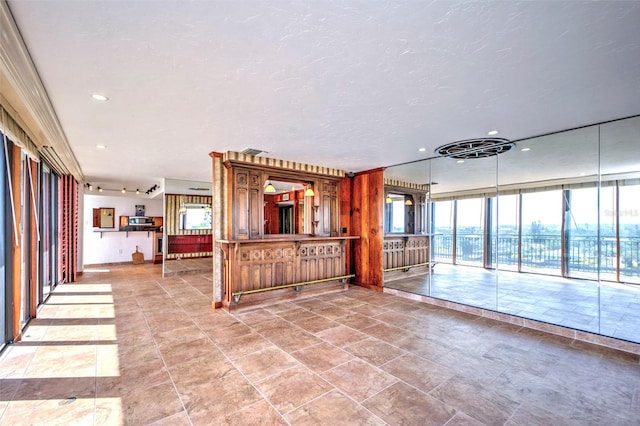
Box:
455;198;485;267
618;182;640;285
520;190;562;275
432;200;454;263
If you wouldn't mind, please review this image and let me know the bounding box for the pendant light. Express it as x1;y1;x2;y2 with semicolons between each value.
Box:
264;180;276;193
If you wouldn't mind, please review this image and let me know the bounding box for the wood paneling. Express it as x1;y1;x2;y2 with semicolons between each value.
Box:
351;169;384;290
383;235;431;281
167;234;213;256
219;236;357;310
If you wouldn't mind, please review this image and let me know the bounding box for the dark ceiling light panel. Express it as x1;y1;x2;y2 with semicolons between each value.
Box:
240;148;267;156
435;138;513;159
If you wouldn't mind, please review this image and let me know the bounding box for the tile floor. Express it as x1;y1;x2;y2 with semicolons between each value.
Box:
1;263;639;425
387;263;640;343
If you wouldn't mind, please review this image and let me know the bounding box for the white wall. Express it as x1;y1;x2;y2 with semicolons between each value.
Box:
83;194;163;266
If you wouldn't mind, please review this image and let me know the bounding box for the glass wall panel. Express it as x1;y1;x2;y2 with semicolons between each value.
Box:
455;198;484;267
618;183;640;285
383;116;640;344
430;154;497;310
599;116;640;342
497;125;600;333
432;200;453;263
496;194;519;271
520;190;562;275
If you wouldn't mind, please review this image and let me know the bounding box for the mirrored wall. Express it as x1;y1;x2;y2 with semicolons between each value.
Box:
384;115;640;344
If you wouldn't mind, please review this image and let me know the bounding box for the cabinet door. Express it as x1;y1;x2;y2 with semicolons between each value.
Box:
92;208;100;227
249;171;262;238
234;169;250;239
320;181;339;236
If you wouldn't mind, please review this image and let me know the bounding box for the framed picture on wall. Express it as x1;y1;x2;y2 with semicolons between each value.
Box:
135;205;145;216
282;193;290;201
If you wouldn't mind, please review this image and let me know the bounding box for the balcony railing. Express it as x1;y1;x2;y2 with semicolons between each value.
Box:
432;233;640;279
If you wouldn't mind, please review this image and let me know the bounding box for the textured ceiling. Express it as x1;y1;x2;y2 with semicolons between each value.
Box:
7;0;640;193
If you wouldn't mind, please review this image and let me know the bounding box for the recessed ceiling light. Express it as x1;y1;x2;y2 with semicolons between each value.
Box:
457;160;465;164
487;130;499;136
91;93;109;101
418;147;426;152
521;147;531;152
96;144;106;149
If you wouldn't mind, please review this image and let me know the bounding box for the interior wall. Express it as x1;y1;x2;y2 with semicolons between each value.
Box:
82;194;162;265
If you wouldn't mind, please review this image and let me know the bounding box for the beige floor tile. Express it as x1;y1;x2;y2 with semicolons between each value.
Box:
364;381;456;426
315;325;369;347
216;331;274;360
286;389;385;425
380;353;454;393
431;375;519;425
167;353;235;389
220;400;288;425
291;342;354;373
255;365;333;414
233;346;300;382
344;337;405;366
321;359;397;403
180;372;261;424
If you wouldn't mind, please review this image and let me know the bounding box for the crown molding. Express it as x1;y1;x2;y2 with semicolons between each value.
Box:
0;1;83;180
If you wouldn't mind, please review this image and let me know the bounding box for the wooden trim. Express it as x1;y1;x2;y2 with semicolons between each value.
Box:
223;151;346;179
11;143;22;341
29;159;38;316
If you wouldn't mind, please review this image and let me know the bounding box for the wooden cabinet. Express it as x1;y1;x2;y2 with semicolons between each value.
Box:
168;235;213;255
233;168;262;239
319;180;339;236
218;236;358;310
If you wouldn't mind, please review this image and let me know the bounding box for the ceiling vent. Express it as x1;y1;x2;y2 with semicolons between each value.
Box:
240;148;267;156
435;138;513;159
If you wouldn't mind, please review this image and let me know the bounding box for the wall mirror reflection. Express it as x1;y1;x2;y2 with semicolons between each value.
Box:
92;207;115;228
385;193;414;234
180;203;212;230
263;179;313;235
383;115;640;344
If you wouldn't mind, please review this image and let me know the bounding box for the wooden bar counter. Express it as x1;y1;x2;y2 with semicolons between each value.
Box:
218;236;358;310
383;234;432;282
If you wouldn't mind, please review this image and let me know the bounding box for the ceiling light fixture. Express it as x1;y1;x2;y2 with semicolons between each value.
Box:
385;195;392;204
91;93;109;101
96;144;106;149
98;187;103;192
487;130;499;136
405;199;413;206
457;160;465;164
264;180;276;193
136;188;140;194
122;188;126;193
521;147;531;152
418;147;426;152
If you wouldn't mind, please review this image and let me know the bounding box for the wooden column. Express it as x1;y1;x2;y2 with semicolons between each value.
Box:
351;168;384;290
211;151;225;308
